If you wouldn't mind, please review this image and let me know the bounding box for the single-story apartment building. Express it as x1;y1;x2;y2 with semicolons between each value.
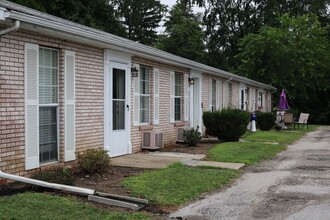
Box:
0;1;275;176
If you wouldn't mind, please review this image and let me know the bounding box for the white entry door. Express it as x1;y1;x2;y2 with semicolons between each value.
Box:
190;77;202;133
109;62;130;157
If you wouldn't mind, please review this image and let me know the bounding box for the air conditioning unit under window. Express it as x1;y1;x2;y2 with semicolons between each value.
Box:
142;131;164;150
176;127;191;143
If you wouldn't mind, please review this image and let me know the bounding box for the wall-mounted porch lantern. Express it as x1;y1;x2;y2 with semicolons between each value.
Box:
131;65;139;78
188;77;194;85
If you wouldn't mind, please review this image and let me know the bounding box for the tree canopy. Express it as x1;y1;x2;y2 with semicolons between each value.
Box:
155;3;205;62
112;0;167;45
236;14;330;123
11;0;127;37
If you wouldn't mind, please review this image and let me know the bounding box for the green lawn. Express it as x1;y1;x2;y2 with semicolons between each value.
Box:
122;163;240;206
242;125;319;144
208;142;286;165
209;125;319;165
0;192;150;220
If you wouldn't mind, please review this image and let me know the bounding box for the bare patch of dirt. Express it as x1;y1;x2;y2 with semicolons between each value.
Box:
72;142;218;216
160;142;217;155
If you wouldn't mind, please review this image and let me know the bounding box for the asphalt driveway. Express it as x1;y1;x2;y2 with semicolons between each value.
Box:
170;126;330;220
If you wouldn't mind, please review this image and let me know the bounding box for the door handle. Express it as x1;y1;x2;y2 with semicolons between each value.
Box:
126;104;129;110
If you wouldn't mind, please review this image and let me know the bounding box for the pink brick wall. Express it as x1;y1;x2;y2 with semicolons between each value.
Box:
130;57;190;152
0;26;273;175
0;27;103;175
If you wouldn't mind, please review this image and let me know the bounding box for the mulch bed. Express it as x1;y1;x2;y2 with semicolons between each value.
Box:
1;142;219;218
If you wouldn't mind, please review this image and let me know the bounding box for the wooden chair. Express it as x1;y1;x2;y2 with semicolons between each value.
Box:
294;113;309;129
284;112;294;126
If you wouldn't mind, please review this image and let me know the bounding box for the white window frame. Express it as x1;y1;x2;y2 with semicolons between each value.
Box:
138;66;150;125
259;91;264;107
228;83;233;107
38;47;59;164
25;43;76;170
174;72;182;121
153;68;160;125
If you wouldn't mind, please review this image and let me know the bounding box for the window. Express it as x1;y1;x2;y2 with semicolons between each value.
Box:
112;68;126;130
240;89;245;110
39;47;58;163
25;43;75;170
174;73;182;121
139;66;150;124
228;83;233;106
245;87;250;111
259;92;263;107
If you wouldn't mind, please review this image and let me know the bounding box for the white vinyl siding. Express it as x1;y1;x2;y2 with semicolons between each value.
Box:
153;68;159;125
25;43;40;170
64;50;75;162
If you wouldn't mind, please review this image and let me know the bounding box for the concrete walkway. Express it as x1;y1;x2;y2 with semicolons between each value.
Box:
111;152;244;170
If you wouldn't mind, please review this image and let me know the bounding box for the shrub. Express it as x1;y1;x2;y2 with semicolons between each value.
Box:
183;126;202;146
202;111;216;136
31;167;75;185
77;148;111;174
256;112;275;131
203;108;250;142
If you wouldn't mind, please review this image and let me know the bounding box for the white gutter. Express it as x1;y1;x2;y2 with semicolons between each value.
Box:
0;170;95;195
4;8;275;90
222;77;233;108
0;6;10;20
0;20;20;36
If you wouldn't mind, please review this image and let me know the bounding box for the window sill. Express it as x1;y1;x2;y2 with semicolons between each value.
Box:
139;124;154;131
174;122;185;127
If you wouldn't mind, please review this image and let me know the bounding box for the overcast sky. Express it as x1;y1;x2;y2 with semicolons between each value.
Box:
160;0;205;12
160;0;176;8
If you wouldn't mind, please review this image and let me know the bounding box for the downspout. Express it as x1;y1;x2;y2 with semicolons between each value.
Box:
222;76;233;108
0;20;20;36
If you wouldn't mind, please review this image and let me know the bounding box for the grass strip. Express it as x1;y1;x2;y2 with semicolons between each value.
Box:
122;163;240;206
242;125;319;144
208;142;286;165
0;192;150;220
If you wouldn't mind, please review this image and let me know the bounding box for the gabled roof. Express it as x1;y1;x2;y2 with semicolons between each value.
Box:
0;0;275;90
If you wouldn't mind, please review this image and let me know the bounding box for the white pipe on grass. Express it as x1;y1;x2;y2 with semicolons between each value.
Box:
0;170;95;195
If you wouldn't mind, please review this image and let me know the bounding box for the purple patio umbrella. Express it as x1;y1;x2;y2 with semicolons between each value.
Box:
278;89;289;110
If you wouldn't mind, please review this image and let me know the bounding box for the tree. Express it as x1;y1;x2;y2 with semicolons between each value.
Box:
236;14;330;123
10;0;126;37
202;0;261;70
112;0;167;45
179;0;330;70
156;3;205;62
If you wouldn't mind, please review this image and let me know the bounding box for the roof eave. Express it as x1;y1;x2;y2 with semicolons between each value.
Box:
6;10;275;90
